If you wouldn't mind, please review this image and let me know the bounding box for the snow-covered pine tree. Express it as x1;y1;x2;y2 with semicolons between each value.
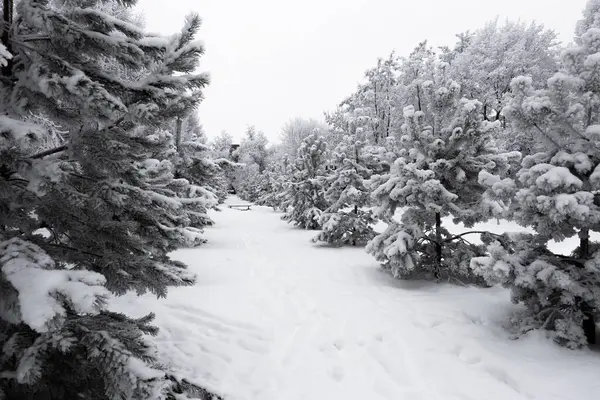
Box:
279;117;328;158
313;136;376;246
236;165;262;201
210;130;234;159
256;153;293;210
0;1;220;398
449;19;558;123
281;132;329;229
343;54;400;145
231;126;272;201
173;114;229;206
471;0;600;348
367;63;515;281
447;20;559;155
256;171;283;209
361;137;400;178
182;112;208;144
208;130;239;196
398;41;437;118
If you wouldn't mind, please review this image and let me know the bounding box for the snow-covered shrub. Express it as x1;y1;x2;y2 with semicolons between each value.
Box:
254;169;284;209
231;126;275;202
173;118;230;207
255;154;294;211
282;132;329;229
313;137;376;246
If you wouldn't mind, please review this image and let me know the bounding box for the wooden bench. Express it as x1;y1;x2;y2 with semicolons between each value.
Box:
228;204;252;211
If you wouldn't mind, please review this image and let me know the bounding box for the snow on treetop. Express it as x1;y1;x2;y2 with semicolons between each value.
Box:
520;164;584;191
510;75;534;90
547;72;583;92
459;98;479;113
550;151;593;173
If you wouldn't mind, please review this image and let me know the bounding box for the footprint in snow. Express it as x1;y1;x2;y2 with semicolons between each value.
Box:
164;303;269;341
451;345;482;365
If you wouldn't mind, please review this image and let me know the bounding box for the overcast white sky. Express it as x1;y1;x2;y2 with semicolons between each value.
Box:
137;0;587;143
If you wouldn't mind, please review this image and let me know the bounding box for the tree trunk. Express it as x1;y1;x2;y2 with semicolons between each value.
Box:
373;82;379;144
1;0;13;77
583;311;596;345
580;228;589;258
385;82;391;138
416;85;422;112
175;117;183;152
351;204;358;246
483;104;488;121
579;228;596;344
386;113;391;138
435;212;442;279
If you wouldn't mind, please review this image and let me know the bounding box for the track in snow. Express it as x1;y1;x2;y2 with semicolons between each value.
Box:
111;197;600;400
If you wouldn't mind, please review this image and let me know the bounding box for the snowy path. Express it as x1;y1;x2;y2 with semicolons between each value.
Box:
113;198;600;400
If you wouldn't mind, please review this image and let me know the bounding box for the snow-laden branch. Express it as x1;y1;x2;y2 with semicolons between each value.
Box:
443;231;504;243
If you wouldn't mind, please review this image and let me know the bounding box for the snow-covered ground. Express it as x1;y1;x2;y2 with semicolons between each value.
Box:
112;197;600;400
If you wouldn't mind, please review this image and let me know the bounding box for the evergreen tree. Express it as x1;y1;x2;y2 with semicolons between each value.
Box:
173;116;228;207
313;136;376;246
0;1;220;398
235;165;261;202
239;126;270;174
182;112;207;144
471;0;600;347
398;41;437;117
340;54;400;144
279;118;327;159
256;153;293;211
367;65;514;281
448;19;559;155
208;130;239;196
361;141;396;176
281;132;329;229
256;171;285;209
449;19;558;123
210;130;234;159
231;125;273;201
